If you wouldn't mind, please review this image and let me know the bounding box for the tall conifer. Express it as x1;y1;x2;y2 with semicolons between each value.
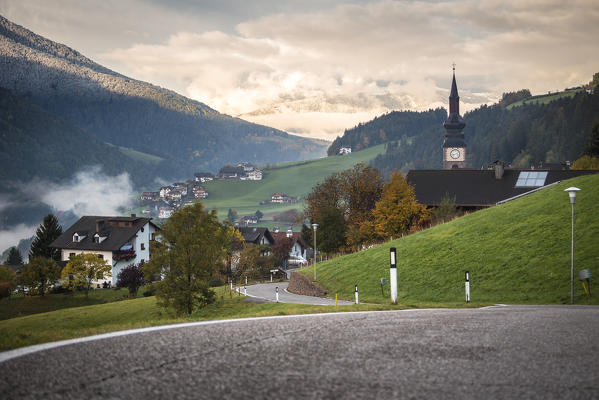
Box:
29;214;63;262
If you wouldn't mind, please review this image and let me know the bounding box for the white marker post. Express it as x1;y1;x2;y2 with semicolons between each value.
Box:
276;286;279;303
465;271;470;302
245;276;248;285
270;272;273;282
230;279;233;291
390;247;397;304
244;286;247;295
355;285;359;304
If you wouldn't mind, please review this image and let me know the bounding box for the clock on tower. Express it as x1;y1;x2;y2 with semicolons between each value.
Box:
442;66;467;169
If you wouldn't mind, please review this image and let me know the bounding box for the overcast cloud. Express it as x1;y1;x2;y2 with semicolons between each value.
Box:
2;0;599;139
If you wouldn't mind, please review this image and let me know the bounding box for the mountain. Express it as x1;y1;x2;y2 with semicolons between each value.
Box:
329;86;599;177
0;15;327;184
0;87;157;187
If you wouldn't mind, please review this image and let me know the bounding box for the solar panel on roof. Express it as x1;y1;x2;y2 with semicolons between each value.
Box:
515;171;548;187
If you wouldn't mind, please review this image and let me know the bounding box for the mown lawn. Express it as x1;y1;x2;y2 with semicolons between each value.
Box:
302;174;599;305
0;287;153;321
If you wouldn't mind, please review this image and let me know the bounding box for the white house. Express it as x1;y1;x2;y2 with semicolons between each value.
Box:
50;215;159;286
339;146;352;155
194;172;215;183
271;229;308;266
159;207;174;219
246;170;263;180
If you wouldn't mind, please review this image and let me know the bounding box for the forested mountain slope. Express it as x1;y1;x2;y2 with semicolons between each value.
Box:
0;15;327;182
329;87;599;177
0;87;155;187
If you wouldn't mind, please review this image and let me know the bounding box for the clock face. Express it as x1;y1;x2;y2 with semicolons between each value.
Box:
450;149;461;159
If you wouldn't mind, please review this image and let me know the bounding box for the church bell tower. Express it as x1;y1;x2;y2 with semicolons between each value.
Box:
442;66;467;169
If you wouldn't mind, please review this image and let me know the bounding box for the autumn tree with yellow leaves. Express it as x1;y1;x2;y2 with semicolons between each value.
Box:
373;171;430;240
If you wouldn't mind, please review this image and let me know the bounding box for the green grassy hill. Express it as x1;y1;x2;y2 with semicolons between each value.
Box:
201;144;386;224
302;174;599;305
506;89;584;109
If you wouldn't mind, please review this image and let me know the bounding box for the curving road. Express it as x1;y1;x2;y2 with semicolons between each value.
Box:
1;306;598;399
240;282;354;305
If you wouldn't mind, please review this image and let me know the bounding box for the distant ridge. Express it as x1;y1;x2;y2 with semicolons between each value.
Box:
0;15;327;183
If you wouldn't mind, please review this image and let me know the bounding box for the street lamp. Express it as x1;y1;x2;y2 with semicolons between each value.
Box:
312;223;318;280
565;187;580;304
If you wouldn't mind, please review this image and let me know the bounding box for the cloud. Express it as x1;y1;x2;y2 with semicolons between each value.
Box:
5;0;599;140
98;0;599;140
25;167;135;217
0;167;135;254
0;224;36;255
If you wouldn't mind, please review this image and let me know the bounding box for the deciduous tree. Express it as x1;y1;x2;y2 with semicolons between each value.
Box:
373;171;429;239
29;214;63;261
61;253;112;297
21;257;60;296
117;262;145;297
227;208;238;223
0;266;17;300
305;163;383;251
144;202;237;315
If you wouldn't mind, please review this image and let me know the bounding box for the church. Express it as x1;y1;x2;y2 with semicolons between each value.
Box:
442;66;467;169
406;68;597;210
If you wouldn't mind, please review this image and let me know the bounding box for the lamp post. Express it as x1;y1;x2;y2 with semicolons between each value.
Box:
312;223;318;281
565;187;580;304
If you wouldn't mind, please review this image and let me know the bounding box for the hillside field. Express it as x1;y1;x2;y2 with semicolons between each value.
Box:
301;174;599;305
506;88;584;109
201;144;386;225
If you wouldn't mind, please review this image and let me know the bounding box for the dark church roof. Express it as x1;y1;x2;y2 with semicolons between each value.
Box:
407;168;598;207
450;72;459;98
51;216;157;251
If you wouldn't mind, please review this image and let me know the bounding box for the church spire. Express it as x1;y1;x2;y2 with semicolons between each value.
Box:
449;64;459;114
442;65;466;169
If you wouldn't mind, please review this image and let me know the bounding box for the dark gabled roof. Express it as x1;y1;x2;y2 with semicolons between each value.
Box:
271;232;307;250
50;216;158;251
407;169;599;207
238;227;274;245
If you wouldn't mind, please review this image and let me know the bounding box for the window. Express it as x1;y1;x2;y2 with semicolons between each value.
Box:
69;252;75;258
515;171;548;187
141;243;145;250
141;227;144;232
97;254;104;260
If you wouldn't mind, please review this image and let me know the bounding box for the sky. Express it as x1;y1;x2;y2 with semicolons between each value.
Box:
1;0;598;141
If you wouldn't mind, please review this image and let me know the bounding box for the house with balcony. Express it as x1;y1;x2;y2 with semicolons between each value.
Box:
50;215;159;286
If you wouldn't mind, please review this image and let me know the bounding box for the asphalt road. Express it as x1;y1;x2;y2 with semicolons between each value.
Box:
242;282;354;305
1;306;598;399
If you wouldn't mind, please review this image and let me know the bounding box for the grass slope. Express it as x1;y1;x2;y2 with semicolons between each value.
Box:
507;89;583;109
201;144;386;222
302;175;599;305
0;288;154;321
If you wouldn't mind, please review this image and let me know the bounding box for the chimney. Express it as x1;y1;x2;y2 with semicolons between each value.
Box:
286;228;293;238
494;160;504;179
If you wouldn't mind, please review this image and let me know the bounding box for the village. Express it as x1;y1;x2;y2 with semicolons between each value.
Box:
138;162;299;220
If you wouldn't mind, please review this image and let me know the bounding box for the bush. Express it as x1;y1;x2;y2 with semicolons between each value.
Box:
116;262;145;297
143;284;156;297
49;285;71;294
208;276;225;287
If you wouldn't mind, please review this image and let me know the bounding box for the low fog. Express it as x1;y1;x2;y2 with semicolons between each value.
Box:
0;167;136;255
